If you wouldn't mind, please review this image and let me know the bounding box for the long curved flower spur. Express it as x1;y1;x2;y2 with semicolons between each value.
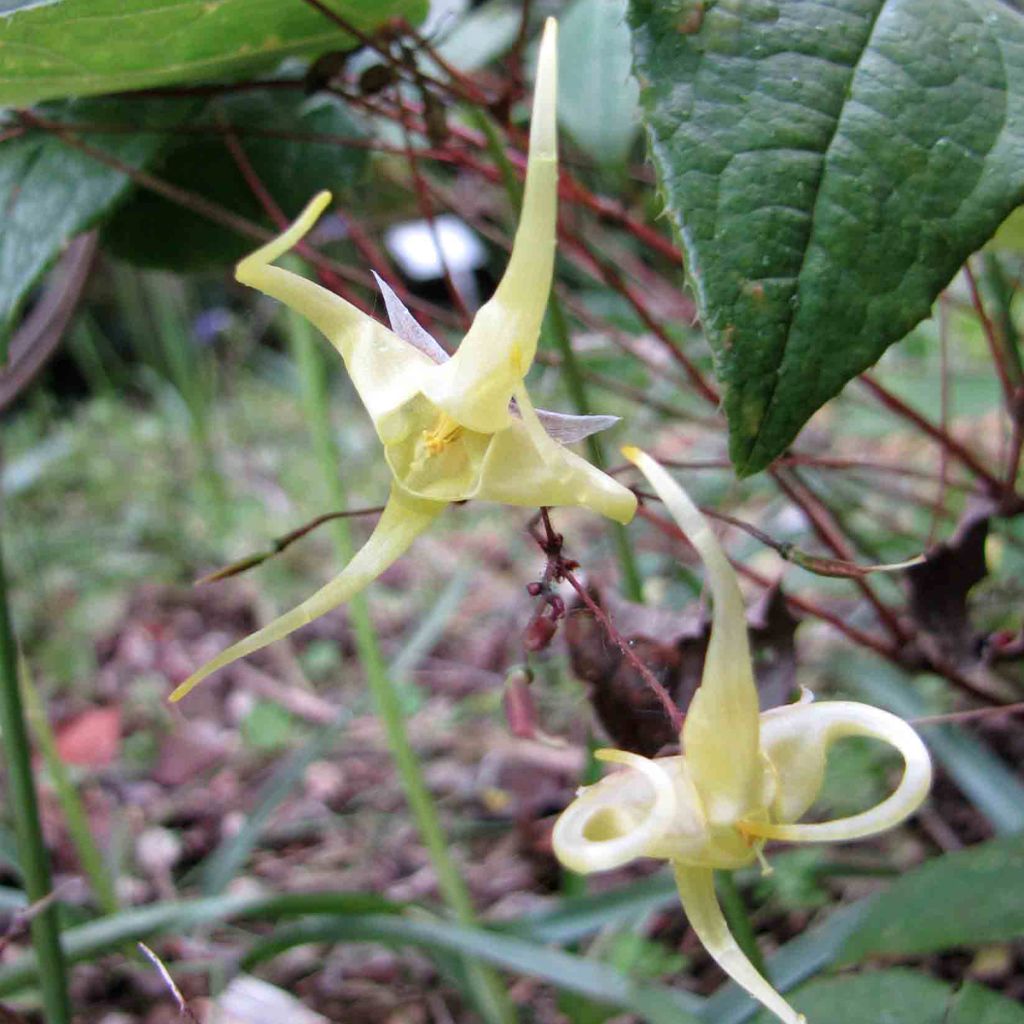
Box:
170;19;636;703
552;448;933;1024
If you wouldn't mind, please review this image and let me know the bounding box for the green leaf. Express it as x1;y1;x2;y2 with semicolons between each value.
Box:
500;872;679;944
947;981;1024;1024
752;970;1024;1024
0;891;406;995
702;901;871;1024
103;91;370;271
0;0;428;106
630;0;1024;475
559;0;639;166
243;914;706;1024
0;98;192;363
434;2;522;72
840;834;1024;962
0;891;705;1023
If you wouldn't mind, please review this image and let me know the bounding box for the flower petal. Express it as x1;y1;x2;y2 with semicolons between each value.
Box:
170;485;445;701
474;414;637;523
552;749;678;873
623;448;762;825
749;700;932;841
236;194;436;443
373;271;449;365
422;18;559;433
370;275;620;443
531;408;620;444
673;865;806;1024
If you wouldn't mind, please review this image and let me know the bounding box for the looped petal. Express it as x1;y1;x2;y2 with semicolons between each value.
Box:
552;749;677;873
674;865;806;1024
747;701;933;842
169;485;445;701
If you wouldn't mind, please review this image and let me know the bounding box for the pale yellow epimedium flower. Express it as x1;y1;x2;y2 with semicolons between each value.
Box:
170;19;636;703
552;447;933;1024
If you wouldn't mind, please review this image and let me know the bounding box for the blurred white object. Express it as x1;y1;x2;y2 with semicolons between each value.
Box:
212;975;330;1024
384;214;486;308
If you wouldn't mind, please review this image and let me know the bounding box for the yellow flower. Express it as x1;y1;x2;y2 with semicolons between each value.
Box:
170;18;635;703
552;447;932;1024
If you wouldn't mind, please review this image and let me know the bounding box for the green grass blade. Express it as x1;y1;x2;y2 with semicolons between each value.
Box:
0;532;71;1022
242;914;705;1023
700;901;871;1024
19;657;119;916
499;872;679;944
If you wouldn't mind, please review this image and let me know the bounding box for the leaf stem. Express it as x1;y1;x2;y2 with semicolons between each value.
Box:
288;308;515;1024
0;525;71;1022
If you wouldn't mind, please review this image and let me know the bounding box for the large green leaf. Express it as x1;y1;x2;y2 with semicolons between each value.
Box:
630;0;1024;475
104;91;369;271
0;98;192;363
840;834;1024;962
947;980;1024;1024
0;0;427;106
559;0;640;167
752;971;1024;1024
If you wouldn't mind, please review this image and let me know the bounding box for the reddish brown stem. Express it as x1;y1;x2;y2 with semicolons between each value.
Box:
859;373;1005;495
529;510;684;733
770;467;908;644
965;262;1020;408
559;231;718;405
396;107;473;326
634;505;1000;703
561;567;684;734
219;116;365;306
930;296;952;546
298;0;484;104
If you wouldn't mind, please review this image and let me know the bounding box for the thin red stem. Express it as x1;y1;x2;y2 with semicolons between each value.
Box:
859;373;1004;494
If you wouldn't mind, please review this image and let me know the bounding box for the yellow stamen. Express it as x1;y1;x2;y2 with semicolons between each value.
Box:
423;412;464;455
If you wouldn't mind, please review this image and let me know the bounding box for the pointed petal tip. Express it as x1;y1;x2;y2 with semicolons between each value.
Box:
168;677;197;703
235;191;333;284
531;17;558;159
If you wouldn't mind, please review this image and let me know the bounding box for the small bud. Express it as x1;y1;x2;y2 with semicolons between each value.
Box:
359;63;397;95
503;666;537;739
524;615;558;652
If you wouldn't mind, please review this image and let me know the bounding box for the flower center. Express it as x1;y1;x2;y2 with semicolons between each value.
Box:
422;412;464;455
